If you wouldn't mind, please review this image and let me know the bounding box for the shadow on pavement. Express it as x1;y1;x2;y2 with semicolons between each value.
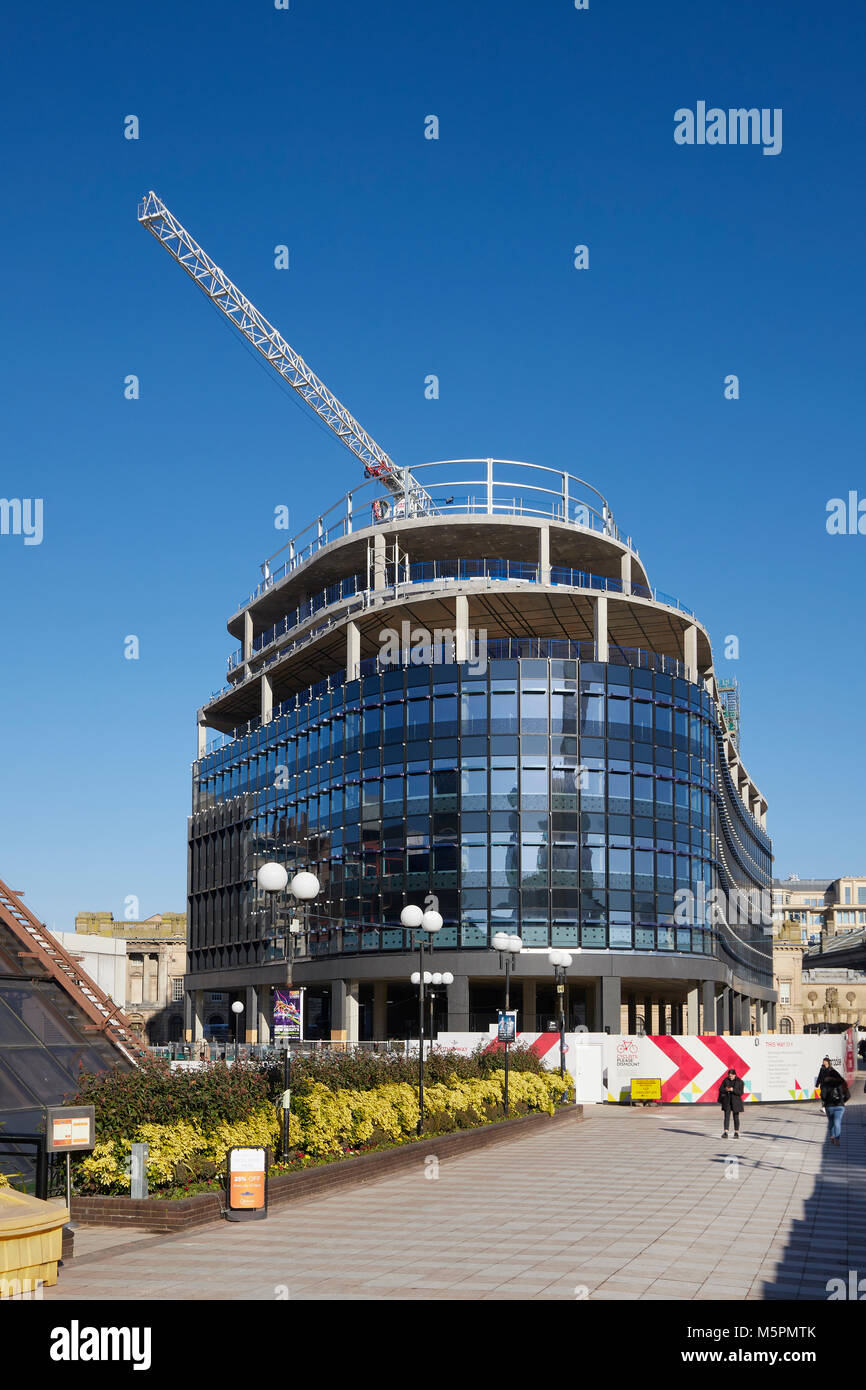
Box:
758;1097;866;1301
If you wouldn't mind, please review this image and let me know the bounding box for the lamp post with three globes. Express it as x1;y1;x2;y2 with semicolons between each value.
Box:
400;902;446;1135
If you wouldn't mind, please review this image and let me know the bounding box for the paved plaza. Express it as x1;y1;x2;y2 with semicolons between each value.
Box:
46;1092;866;1301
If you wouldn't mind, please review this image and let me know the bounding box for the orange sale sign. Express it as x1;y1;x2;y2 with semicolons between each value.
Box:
229;1170;265;1210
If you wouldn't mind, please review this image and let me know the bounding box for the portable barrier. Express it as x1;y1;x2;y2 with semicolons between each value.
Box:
436;1028;858;1105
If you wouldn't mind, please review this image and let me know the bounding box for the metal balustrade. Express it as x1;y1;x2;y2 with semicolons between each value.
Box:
225;558;695;677
233;460;639;612
202;640;706;755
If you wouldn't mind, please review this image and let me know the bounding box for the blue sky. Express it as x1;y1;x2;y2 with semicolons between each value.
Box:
1;0;863;927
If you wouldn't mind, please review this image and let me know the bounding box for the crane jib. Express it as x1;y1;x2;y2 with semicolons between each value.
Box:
137;191;437;516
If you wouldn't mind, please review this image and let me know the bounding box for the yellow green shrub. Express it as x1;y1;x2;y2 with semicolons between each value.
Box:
77;1139;133;1192
289;1070;571;1155
76;1104;285;1191
75;1070;572;1186
135;1120;209;1187
206;1106;283;1167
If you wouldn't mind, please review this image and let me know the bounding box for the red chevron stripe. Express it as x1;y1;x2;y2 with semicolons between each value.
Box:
483;1032;560;1060
697;1035;751;1102
648;1035;703;1101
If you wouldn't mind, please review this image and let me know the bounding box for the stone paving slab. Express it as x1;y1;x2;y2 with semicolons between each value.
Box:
45;1089;866;1302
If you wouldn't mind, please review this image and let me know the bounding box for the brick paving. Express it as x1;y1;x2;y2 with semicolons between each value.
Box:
46;1089;866;1301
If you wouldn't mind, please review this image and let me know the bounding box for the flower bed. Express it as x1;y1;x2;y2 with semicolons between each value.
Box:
69;1103;583;1233
67;1048;570;1199
73;1068;571;1196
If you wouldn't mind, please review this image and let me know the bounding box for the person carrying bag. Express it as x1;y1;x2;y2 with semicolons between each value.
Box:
816;1056;850;1146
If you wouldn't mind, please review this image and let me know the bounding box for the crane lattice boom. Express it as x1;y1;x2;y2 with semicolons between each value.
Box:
138;192;435;514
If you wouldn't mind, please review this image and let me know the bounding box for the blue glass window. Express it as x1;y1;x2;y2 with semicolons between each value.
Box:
491;767;518;808
521;690;548;733
580;694;604;737
490;691;518;735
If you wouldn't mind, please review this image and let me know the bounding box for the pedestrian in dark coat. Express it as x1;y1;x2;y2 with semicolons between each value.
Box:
816;1057;850;1146
718;1068;745;1138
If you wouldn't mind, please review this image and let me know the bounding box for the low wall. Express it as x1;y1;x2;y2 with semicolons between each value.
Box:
69;1103;583;1234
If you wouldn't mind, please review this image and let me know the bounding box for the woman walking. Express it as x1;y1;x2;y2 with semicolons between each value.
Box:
718;1067;745;1139
816;1056;850;1146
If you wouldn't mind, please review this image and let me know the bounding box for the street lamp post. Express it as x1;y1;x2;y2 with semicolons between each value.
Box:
257;863;320;1159
257;862;289;961
426;972;454;1038
491;932;522;1114
549;950;573;1079
231;1000;244;1063
401;903;444;1135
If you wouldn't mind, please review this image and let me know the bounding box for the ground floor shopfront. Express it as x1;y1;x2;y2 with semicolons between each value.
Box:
184;951;776;1044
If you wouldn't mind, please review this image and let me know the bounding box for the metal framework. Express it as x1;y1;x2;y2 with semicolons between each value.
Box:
138;192;436;516
717;678;741;749
0;878;143;1066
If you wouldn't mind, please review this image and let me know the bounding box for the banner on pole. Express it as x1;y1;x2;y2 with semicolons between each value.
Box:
273;987;302;1043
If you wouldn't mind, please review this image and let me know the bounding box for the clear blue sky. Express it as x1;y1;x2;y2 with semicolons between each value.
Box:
1;0;863;927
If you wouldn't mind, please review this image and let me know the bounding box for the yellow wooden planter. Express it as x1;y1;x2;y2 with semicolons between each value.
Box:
0;1187;69;1296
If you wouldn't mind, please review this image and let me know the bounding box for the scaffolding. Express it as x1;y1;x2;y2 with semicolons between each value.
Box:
717;677;741;749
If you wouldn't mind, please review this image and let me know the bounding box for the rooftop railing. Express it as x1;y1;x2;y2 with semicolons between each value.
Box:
225;557;695;677
235;460;638;612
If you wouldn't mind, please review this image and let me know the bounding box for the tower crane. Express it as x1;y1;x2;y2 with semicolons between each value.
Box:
137;191;436;518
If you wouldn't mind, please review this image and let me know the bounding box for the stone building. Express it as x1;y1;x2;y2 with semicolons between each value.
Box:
72;912;187;1045
773;919;866;1033
772;875;866;945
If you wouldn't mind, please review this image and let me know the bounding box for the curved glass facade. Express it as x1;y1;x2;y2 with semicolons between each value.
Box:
190;655;773;988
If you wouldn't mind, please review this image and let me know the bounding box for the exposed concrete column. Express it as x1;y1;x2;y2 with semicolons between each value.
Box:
345;980;360;1042
598;976;621;1033
331;979;347;1041
197;716;207;759
373;532;386;591
257;986;271;1045
683;624;698;682
261;674;273;725
522;979;537;1031
767;999;777;1031
330;979;358;1042
716;988;730;1034
245;984;258;1043
373;980;388;1039
191;989;205;1042
702;981;716;1033
346;619;361;682
455;593;470;663
686;987;700;1035
593;594;609;663
183;990;194;1043
448;975;470;1032
620;550;632;596
539;525;551;585
243;611;253;663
